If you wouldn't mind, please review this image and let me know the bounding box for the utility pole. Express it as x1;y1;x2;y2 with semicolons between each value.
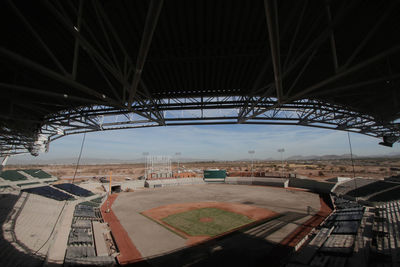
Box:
278;148;285;177
175;152;181;174
248;150;255;180
142;152;149;179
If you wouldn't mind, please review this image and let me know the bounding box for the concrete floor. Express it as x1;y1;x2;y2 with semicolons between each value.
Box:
112;184;321;258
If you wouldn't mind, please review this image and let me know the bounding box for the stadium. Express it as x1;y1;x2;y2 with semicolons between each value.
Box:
1;0;400;266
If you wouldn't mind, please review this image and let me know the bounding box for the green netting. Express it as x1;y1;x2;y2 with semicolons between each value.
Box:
22;169;52;179
17;182;41;187
0;170;27;181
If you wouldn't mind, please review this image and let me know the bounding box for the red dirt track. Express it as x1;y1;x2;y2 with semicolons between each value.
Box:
101;194;143;265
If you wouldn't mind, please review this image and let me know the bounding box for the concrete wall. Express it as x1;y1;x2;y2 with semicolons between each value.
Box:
289;178;335;193
225;177;288;188
119;180;146;190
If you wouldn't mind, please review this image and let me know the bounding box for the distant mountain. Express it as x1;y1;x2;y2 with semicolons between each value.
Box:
286;154;357;161
286;153;400;161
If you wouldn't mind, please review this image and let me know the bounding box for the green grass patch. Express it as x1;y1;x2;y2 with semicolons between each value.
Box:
162;207;254;237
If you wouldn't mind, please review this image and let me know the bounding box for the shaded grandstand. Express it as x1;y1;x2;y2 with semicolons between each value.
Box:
22;186;74;201
333;178;400;204
54;183;94;197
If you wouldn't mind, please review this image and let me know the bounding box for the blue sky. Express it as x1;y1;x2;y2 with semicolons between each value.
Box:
10;124;399;163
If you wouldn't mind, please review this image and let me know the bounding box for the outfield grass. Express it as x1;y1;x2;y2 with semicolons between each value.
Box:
162;207;254;237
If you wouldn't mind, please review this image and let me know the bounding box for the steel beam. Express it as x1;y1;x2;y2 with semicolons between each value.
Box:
264;0;283;102
128;0;163;106
0;47;117;106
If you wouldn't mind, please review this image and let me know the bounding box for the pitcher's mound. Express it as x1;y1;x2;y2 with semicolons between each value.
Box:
200;217;213;222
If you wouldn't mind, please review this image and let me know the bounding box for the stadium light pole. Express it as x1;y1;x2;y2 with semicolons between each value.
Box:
278;148;285;177
175;152;181;174
142;152;149;180
248;150;255;180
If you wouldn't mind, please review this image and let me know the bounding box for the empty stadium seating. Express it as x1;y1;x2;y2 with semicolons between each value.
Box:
65;203;115;266
333;178;376;196
22;186;74;201
368;187;400;202
286;197;366;266
0;170;27;181
384;175;400;184
53;183;94;197
333;178;400;203
371;201;400;265
346;181;396;197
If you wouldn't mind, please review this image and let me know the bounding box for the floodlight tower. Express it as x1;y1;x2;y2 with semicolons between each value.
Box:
277;148;285;177
175;152;181;174
142;152;149;179
248;150;255;179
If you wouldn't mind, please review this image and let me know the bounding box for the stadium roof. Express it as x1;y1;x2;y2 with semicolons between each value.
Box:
1;0;399;155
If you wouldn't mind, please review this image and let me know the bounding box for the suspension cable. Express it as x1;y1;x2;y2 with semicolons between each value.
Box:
347;131;357;195
34;132;86;255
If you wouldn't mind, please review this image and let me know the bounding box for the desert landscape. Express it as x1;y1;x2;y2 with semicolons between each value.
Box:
5;157;400;182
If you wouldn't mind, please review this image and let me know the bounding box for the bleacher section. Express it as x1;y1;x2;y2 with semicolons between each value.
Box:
333;178;400;203
22;169;52;179
79;196;104;208
368;187;400;202
384;175;400;183
54;183;94;197
65;203;115;266
286;197;368;267
371;201;400;265
0;170;27;181
333;178;376;196
22;186;74;201
346;181;396;197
